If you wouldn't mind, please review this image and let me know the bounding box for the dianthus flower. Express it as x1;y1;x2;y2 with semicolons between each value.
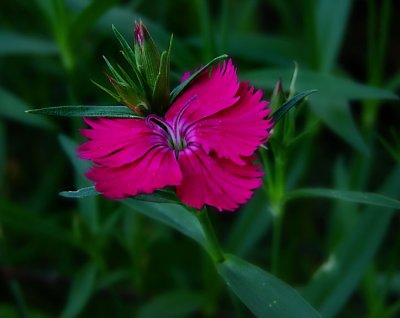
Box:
78;60;273;211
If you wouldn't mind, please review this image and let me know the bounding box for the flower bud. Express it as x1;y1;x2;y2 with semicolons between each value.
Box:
134;21;161;94
269;79;285;112
98;23;172;116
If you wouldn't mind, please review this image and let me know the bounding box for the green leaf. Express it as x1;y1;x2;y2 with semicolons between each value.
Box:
310;97;369;155
287;188;400;210
60;186;99;199
0;31;58;56
60;264;97;318
315;0;353;72
60;185;180;204
26;105;142;118
170;54;229;103
0;87;55;129
58;135;99;235
136;290;205;318
272;89;317;124
217;254;322;318
303;166;400;317
229;34;304;66
122;199;207;249
244;68;398;101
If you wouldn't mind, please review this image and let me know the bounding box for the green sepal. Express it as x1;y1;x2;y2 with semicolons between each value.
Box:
269;79;286;112
152;35;173;113
112;24;136;67
134;22;161;94
112;25;145;90
271;89;317;124
91;80;121;102
26;105;143;118
170;54;229;104
102;55;148;114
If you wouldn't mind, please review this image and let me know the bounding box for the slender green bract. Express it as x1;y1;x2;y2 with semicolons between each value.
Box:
169;54;229;103
271;89;317;124
26;105;142;118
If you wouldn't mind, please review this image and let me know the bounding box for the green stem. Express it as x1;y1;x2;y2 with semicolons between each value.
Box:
271;203;283;276
196;208;225;263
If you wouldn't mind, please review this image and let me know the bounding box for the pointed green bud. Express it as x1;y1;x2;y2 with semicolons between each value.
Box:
269;79;286;112
134;21;161;95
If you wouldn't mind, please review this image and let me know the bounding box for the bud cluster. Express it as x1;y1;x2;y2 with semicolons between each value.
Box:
95;22;172;116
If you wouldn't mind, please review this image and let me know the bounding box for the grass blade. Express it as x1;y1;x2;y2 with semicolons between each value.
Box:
303;166;400;317
26;105;142;118
287;188;400;210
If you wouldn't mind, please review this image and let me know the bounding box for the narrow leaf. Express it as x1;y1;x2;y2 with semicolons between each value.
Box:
60;186;180;204
0;31;57;56
316;0;352;72
244;68;398;100
287;188;400;210
60;186;99;198
122;199;207;249
303;166;400;317
59;135;99;234
170;54;229;103
0;87;55;129
60;264;97;318
218;254;321;318
271;89;317;123
26;105;142;118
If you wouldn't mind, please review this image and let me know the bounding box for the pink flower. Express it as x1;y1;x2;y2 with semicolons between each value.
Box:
78;60;273;211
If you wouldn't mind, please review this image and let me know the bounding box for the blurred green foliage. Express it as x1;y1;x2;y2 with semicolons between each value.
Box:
0;0;399;317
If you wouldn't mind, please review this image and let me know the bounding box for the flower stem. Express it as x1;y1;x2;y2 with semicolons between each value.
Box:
196;208;225;264
271;204;284;276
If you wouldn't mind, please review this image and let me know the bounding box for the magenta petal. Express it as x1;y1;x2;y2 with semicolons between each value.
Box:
190;82;273;164
176;146;263;211
78;118;165;167
86;146;182;199
165;59;240;124
78;117;181;198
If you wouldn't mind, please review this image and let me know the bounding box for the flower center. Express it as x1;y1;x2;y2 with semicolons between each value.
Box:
146;114;188;151
146;96;197;152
